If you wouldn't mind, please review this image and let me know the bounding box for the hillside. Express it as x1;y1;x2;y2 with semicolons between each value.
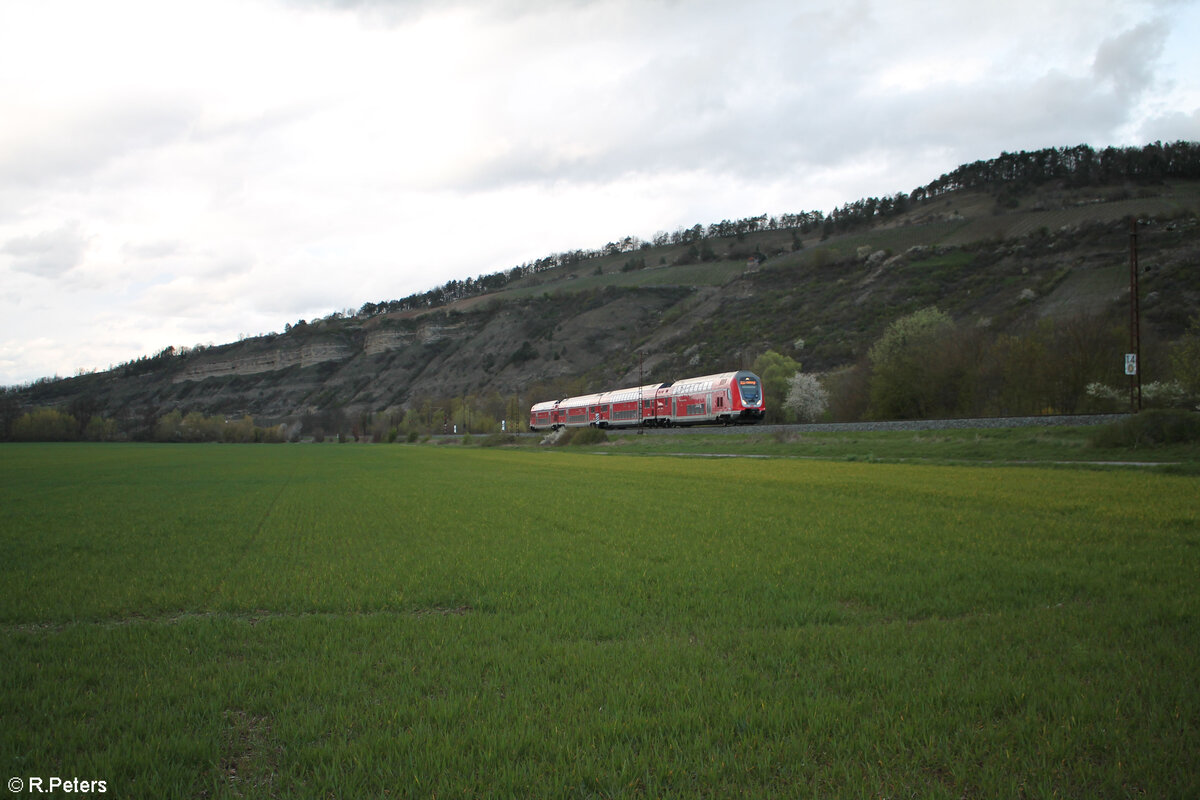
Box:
7;169;1200;437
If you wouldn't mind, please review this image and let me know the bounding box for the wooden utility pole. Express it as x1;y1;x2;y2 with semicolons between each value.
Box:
1129;219;1143;413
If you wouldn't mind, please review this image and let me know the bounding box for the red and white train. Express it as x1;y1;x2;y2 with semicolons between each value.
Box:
529;370;765;430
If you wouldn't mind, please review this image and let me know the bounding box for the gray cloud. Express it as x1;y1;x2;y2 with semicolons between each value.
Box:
1092;20;1169;101
121;240;183;260
2;222;89;278
1139;107;1200;142
438;3;1182;199
0;99;196;189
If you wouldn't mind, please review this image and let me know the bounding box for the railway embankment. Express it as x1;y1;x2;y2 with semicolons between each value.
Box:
603;414;1130;436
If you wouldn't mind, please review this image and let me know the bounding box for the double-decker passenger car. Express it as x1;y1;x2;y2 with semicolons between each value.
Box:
529;370;764;430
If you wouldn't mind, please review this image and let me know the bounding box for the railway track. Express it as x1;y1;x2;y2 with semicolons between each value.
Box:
495;413;1130;439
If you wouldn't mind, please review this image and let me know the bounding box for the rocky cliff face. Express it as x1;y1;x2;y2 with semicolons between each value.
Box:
173;341;356;382
19;287;694;427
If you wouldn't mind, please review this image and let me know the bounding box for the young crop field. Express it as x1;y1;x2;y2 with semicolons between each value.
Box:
1;443;1197;798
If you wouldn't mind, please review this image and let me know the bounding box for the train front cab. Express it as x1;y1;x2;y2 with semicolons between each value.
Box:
631;375;753;427
660;371;765;426
731;370;765;423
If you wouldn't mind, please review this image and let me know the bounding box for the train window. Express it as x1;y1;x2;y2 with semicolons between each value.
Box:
738;378;761;404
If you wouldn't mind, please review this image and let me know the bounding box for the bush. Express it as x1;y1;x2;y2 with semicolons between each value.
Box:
1089;409;1200;448
783;372;829;422
509;341;538;366
544;426;609;446
867;307;958;420
12;408;78;441
752;350;802;424
480;433;517;447
84;415;118;441
565;426;608;446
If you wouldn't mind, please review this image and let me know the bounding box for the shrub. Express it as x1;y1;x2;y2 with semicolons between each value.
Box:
1088;381;1189;411
1170;313;1200;400
544;426;609;446
783;372;829;422
1089;409;1200;448
84;415;118;442
566;426;608;446
539;428;569;446
480;433;517;447
752;350;802;424
12;408;78;441
867;307;957;420
154;410;183;442
825;362;872;422
509;341;538;366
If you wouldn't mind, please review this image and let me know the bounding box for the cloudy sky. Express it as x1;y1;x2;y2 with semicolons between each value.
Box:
2;0;1198;385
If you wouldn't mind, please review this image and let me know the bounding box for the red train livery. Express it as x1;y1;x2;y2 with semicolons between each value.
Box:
529;370;765;430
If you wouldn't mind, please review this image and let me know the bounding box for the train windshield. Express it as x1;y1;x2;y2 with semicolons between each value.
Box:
738;376;761;405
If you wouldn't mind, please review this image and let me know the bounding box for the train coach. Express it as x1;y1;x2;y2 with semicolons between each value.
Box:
529;370;764;431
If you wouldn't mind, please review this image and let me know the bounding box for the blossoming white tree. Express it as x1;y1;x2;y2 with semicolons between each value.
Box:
784;372;829;423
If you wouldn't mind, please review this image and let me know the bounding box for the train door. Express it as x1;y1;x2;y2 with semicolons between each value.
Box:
655;389;672;424
715;389;730;421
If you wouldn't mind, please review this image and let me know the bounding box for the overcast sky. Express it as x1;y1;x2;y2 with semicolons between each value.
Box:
2;0;1198;386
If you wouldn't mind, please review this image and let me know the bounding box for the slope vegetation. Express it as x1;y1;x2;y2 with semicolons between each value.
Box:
7;170;1200;436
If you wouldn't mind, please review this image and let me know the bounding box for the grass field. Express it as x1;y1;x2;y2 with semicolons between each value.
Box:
2;443;1198;798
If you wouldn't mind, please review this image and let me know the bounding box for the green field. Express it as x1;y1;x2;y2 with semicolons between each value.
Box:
2;443;1198;798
